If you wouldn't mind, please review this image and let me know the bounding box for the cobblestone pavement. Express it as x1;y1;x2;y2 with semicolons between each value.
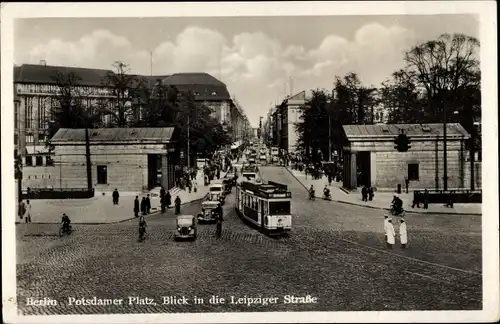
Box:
16;167;481;314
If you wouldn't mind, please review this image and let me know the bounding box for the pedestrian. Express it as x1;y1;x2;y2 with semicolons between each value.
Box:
328;173;332;186
412;191;421;208
18;200;26;221
140;197;147;216
361;186;368;202
383;215;389;243
146;194;151;214
112;188;119;205
165;191;172;208
160;187;166;200
399;218;408;249
133;196;139;217
405;177;410;194
368;186;374;201
446;191;455;208
423;189;429;209
386;218;395;249
24;200;32;223
175;196;181;215
188;180;192;193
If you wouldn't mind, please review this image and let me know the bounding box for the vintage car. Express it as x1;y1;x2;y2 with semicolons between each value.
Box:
209;181;226;205
197;200;219;223
175;215;197;240
222;178;232;194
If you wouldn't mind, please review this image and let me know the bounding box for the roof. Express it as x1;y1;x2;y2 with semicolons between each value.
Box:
162;73;231;101
177;215;195;220
343;123;470;139
163;73;225;86
14;64;113;86
51;127;176;143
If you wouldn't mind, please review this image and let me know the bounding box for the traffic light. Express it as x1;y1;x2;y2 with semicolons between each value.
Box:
394;133;411;152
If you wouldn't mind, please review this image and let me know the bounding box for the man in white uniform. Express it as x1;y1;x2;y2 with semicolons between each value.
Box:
386;218;395;249
399;218;408;248
383;215;389;243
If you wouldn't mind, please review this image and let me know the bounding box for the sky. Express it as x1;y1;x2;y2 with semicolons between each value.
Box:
14;15;478;127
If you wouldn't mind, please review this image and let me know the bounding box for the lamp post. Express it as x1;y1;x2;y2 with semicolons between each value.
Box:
443;103;448;191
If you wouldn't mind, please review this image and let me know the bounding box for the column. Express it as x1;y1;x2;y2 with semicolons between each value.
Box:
370;152;377;187
350;152;357;189
160;154;169;189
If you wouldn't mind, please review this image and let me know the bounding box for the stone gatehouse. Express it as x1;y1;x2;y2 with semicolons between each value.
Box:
50;127;178;192
342;123;480;191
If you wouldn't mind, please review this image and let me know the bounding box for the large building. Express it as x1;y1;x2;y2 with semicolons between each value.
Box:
265;90;309;154
341;123;481;191
13;63;251;190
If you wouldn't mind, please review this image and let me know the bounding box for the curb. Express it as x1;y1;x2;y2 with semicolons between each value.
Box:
284;167;481;216
15;193;210;225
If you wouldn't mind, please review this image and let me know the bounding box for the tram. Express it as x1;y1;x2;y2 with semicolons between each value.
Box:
240;165;260;183
235;180;292;236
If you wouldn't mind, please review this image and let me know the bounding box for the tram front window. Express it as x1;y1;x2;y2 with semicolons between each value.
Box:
269;201;290;215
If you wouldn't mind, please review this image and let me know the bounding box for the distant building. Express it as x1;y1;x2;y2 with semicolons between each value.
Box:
14;63;117;156
162;72;232;126
44;127;178;192
268;90;309;154
341;123;480;191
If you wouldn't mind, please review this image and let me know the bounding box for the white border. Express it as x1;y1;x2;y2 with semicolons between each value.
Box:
2;2;498;323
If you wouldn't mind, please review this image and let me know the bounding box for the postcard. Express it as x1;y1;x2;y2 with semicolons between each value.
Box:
1;1;498;323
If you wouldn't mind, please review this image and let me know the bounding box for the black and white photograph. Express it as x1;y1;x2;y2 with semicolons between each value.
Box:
1;2;498;323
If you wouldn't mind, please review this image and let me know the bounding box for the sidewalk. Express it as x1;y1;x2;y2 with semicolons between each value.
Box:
17;173;209;224
286;168;482;215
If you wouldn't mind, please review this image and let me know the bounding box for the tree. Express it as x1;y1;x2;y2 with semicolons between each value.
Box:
403;33;480;122
100;61;146;127
403;33;480;190
295;89;331;162
380;69;425;123
48;71;100;190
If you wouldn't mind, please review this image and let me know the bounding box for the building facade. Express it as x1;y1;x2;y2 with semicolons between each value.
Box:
48;128;177;192
266;90;309;154
342;123;480;191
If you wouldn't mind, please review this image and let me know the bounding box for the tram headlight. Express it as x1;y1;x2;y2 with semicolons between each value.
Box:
188;226;192;231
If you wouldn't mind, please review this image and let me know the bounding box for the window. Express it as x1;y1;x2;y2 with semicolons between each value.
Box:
97;165;108;184
269;201;291;215
408;163;419;181
35;156;43;166
26;134;34;144
14;134;18;145
46;156;54;166
25;156;33;166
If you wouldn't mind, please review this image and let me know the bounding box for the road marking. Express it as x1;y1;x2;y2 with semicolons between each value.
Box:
403;270;450;284
340;238;481;276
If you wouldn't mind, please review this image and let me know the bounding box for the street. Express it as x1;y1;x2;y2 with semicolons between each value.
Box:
16;166;482;314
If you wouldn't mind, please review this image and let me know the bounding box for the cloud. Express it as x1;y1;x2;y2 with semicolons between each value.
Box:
19;22;415;125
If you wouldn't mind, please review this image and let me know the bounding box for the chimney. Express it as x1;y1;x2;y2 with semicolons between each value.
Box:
40;60;47;66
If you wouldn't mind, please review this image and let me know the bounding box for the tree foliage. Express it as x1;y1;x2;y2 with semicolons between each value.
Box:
295;73;377;162
46;72;101;151
100;61;146;127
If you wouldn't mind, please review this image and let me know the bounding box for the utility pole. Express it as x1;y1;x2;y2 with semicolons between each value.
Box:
443;102;448;191
187;114;190;168
328;115;332;162
150;51;153;77
84;124;92;190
